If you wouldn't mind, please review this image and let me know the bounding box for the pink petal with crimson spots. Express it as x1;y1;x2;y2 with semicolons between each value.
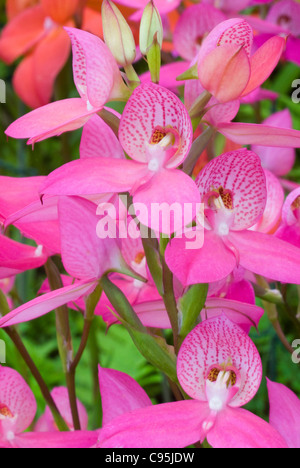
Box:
99;367;152;427
0;366;37;436
97;400;209;448
267;379;300;449
119;83;193;168
165;230;237;286
173;4;226;61
207;406;288;448
65;27;124;108
198;18;253;63
196;149;267;230
229;229;300;284
80;115;124;159
177;315;262;407
5;98;99;144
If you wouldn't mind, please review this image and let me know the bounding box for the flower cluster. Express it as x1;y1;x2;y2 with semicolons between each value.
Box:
0;0;299;449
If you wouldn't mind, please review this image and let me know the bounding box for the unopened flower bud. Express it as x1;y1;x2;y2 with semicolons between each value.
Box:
102;0;136;67
139;0;163;56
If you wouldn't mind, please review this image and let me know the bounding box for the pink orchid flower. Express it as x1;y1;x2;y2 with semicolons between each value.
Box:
249;0;300;66
173;3;226;61
267;379;300;449
201;0;251;13
5;27;127;144
276;187;300;248
97;315;287;448
140;61;190;94
0;365;97;448
197;18;285;103
35;387;88;432
0;196;128;328
39;83;200;234
165;149;300;286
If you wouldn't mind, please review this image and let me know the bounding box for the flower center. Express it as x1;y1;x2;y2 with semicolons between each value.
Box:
205;360;240;412
134;252;145;265
277;14;291;28
150;128;168;145
0;404;14;419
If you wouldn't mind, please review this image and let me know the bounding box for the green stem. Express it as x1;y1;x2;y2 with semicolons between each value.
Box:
44;259;80;430
162;257;179;354
4;327;69;432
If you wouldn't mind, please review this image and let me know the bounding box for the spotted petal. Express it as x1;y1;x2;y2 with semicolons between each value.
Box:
119;83;193;168
195;149;267;230
177;315;262;407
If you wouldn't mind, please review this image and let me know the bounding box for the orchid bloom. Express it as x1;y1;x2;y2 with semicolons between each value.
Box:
0;196;129;328
249;0;300;66
276;187;300;248
97;316;287;448
0;366;96;448
173;3;226;61
197;18;285;103
39;83;200;234
165;149;300;286
267;379;300;449
5;27;128;144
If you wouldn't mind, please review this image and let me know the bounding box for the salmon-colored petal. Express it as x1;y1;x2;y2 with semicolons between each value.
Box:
12;54;46;109
33;27;71;106
41;0;79;24
242;36;286;96
0;5;46;64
